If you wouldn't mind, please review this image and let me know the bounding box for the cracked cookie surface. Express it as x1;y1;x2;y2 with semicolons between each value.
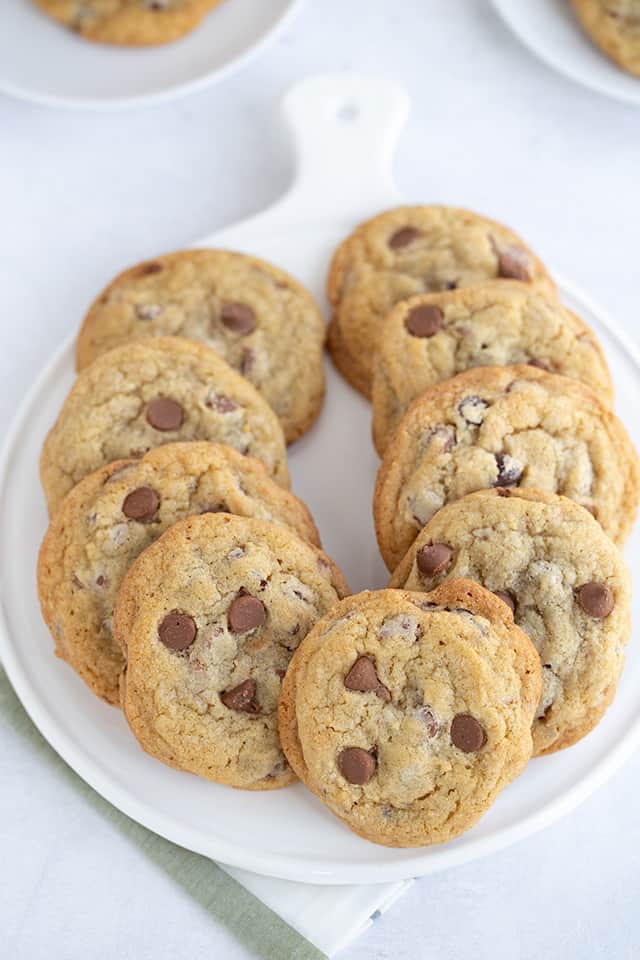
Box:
41;336;289;515
33;0;223;45
327;205;555;398
389;489;632;756
572;0;640;75
371;281;613;455
38;442;319;705
115;513;349;789
374;364;638;571
278;581;540;846
76;250;326;443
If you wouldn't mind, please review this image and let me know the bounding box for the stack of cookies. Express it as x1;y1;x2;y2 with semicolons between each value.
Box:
38;249;351;791
36;209;639;851
302;203;636;843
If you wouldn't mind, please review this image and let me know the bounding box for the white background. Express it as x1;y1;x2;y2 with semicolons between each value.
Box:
2;1;640;957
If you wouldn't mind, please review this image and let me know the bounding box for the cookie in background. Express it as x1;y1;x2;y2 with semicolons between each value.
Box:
571;0;640;76
33;0;225;46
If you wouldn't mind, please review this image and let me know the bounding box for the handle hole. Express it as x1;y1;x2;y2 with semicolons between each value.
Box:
336;102;360;125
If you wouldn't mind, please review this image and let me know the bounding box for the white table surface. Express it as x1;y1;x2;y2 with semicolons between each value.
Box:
2;1;640;957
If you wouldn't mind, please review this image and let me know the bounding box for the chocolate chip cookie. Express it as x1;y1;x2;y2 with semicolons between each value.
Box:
374;365;638;571
389;489;632;756
38;442;319;705
572;0;640;76
76;250;326;444
33;0;223;46
278;580;541;846
115;513;349;789
372;281;613;455
327;206;556;398
40;337;289;515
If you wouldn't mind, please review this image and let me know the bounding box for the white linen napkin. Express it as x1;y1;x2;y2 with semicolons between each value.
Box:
223;865;413;956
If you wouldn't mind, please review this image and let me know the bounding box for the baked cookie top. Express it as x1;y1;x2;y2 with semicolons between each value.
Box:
33;0;223;46
327;205;555;397
115;513;349;790
371;281;613;455
374;364;638;571
76;250;327;444
40;336;289;515
572;0;640;76
278;581;540;847
389;489;632;756
38;442;319;705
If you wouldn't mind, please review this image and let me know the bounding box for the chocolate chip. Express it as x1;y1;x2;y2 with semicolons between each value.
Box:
445;280;458;290
497;247;532;282
221;302;257;335
158;611;197;651
122;485;160;522
138;261;163;276
494;453;523;487
418;706;440;738
458;395;488;426
405;305;443;338
345;656;377;691
577;582;615;619
206;393;239;413
228;595;266;633
146;396;184;431
389;227;421;249
220;679;260;714
344;656;390;701
416;542;453;577
493;589;516;614
450;714;486;752
338;747;377;784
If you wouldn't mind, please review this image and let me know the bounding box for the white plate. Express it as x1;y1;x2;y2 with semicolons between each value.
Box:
0;0;303;109
492;0;640;105
1;73;639;885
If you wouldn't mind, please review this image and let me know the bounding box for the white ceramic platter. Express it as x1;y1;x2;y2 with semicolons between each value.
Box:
0;0;303;109
492;0;640;105
1;74;639;885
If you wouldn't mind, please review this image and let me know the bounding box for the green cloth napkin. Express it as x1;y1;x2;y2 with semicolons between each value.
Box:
0;666;325;960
